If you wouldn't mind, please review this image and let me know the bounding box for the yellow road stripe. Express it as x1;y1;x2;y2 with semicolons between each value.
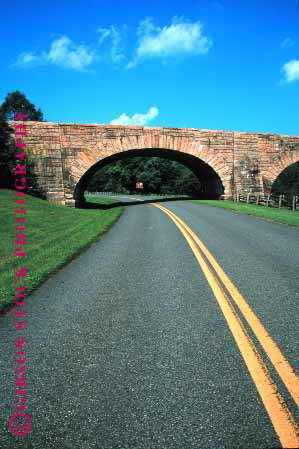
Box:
152;203;299;448
155;203;299;407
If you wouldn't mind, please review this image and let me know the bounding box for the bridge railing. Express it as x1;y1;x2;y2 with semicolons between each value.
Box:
234;192;299;211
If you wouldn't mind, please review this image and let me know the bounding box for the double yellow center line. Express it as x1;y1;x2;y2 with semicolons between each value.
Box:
152;203;299;448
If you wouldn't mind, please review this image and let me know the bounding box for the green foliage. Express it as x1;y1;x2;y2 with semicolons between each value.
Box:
0;110;13;188
0;90;44;189
87;157;202;195
1;90;43;121
272;162;299;195
0;189;123;312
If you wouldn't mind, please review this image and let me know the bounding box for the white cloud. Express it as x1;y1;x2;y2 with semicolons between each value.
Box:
110;106;159;126
281;37;295;49
127;17;212;68
282;59;299;83
15;52;40;66
97;25;126;63
46;36;95;70
15;36;96;70
14;18;212;71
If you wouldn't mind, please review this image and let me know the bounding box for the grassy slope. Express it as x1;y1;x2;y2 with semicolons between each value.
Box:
192;200;299;227
85;195;120;205
0;190;123;312
85;194;189;203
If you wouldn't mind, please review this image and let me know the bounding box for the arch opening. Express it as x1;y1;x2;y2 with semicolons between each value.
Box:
271;161;299;196
74;148;224;207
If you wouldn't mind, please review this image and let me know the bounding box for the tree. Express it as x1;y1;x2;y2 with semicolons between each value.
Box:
1;90;43;121
0;91;44;189
86;156;203;195
0;110;13;188
272;162;299;196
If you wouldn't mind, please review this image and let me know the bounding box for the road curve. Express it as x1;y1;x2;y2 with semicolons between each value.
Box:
1;200;299;449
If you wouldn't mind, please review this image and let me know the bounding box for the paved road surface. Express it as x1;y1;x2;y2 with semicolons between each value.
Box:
1;200;299;449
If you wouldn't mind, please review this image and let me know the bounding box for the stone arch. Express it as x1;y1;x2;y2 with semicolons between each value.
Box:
63;134;231;206
262;150;299;193
72;147;229;206
61;133;232;206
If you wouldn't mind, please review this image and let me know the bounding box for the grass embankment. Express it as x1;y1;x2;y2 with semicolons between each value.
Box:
85;194;189;203
85;195;120;205
192;200;299;227
0;189;123;312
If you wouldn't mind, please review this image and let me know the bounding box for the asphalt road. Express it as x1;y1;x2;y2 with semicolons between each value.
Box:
1;200;299;449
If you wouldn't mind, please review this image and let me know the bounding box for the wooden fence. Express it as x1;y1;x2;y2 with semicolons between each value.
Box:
86;191;299;211
234;192;299;211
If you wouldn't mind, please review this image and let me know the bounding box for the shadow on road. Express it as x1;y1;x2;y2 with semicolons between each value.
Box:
80;196;219;209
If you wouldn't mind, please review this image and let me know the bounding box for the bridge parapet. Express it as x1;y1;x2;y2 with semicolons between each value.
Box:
9;121;299;206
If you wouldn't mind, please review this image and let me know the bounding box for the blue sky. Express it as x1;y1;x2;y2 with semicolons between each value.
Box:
1;0;299;134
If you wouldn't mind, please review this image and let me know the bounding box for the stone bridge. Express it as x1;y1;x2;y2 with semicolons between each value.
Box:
13;121;299;206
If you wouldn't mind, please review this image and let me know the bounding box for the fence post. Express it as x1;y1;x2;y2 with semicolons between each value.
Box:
278;195;282;209
256;194;260;205
246;193;250;204
266;194;270;207
292;195;297;211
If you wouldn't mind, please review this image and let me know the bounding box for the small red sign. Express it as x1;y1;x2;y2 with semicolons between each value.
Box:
136;182;143;189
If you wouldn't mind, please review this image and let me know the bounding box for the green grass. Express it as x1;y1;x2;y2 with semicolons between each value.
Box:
192;200;299;227
85;195;120;205
0;189;124;312
85;193;190;203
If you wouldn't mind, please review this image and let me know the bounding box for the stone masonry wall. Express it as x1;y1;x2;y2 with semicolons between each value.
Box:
10;121;299;206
